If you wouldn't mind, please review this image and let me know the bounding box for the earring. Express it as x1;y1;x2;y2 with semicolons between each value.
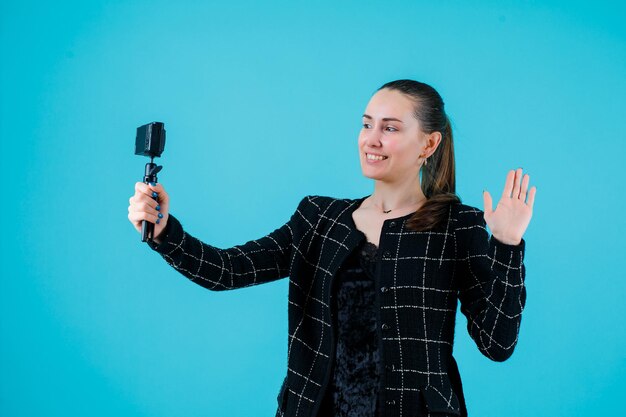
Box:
422;155;428;166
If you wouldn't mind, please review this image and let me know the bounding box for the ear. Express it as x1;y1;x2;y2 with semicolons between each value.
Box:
423;131;443;158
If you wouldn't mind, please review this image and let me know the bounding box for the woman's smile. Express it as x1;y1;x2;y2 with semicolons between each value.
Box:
365;152;389;163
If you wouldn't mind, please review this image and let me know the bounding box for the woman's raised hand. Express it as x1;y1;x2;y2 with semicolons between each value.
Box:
482;168;536;245
128;182;170;244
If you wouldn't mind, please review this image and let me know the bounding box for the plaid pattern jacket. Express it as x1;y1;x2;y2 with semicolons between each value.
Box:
147;194;526;417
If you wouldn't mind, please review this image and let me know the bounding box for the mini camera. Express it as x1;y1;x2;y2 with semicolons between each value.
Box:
135;121;166;157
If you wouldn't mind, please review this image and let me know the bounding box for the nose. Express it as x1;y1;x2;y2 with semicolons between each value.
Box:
362;128;382;148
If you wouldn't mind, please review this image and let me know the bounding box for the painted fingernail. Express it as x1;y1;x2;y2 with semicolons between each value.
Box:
156;218;160;224
156;205;160;211
158;213;163;218
152;192;158;198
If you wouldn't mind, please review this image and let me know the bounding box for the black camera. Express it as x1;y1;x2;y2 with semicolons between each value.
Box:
135;121;166;157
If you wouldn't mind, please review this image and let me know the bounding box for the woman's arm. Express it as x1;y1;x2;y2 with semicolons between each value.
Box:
454;168;535;361
146;196;316;291
454;207;527;362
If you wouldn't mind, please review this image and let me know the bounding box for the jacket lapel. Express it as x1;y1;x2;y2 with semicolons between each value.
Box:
321;195;369;282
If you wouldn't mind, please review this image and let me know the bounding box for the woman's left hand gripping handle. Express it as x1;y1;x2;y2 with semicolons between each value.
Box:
128;181;170;244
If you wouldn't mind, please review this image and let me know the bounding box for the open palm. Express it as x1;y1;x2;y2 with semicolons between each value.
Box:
483;168;537;246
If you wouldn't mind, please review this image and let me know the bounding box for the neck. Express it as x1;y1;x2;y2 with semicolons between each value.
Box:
368;174;426;213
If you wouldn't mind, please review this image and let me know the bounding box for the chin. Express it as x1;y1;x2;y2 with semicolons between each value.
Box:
361;170;385;180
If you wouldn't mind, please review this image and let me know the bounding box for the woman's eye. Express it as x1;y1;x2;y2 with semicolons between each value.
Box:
361;123;397;131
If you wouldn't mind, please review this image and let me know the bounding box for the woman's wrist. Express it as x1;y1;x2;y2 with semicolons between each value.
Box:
152;231;164;246
491;233;521;246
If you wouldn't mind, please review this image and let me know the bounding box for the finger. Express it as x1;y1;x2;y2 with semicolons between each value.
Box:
149;183;168;205
519;173;529;202
512;167;523;199
501;169;515;199
483;190;493;215
128;210;160;225
138;186;166;207
135;181;152;196
131;192;159;209
138;200;159;213
135;181;162;199
147;182;165;193
527;186;537;210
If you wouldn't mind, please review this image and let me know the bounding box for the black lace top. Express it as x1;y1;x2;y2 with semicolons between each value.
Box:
318;236;382;417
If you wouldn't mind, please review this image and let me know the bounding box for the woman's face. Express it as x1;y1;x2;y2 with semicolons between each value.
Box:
358;88;427;183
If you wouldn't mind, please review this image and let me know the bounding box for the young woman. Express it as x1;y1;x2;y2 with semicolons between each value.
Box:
128;79;536;417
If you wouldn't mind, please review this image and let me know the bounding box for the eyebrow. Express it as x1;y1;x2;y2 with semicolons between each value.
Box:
362;114;404;123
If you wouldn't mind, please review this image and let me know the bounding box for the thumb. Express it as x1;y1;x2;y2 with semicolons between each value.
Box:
483;189;493;215
147;182;165;193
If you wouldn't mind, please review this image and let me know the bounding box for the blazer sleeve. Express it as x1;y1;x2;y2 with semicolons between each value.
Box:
453;205;527;362
145;195;316;291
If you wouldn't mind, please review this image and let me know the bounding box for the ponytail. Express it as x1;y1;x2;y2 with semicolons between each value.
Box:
406;116;460;232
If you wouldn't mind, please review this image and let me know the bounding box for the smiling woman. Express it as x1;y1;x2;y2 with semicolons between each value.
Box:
356;80;462;233
128;79;536;417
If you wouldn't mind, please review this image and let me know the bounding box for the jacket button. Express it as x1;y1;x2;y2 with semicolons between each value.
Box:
389;221;396;228
381;323;390;330
380;286;389;293
385;399;396;406
382;250;391;259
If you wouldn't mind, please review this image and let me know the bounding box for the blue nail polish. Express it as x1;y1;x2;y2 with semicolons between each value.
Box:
152;192;158;198
158;213;163;218
149;182;156;186
156;218;160;224
156;205;160;211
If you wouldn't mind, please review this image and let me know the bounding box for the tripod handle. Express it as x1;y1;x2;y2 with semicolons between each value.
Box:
141;162;162;243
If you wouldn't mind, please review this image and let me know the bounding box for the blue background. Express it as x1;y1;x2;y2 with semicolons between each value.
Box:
1;0;625;416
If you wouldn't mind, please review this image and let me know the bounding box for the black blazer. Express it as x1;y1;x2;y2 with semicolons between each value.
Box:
147;194;526;417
